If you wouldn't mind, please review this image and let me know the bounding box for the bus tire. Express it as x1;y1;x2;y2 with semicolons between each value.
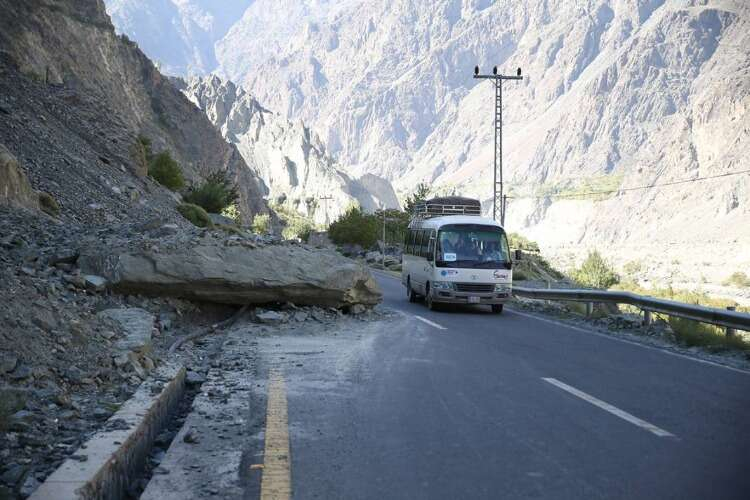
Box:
492;304;504;314
406;278;418;303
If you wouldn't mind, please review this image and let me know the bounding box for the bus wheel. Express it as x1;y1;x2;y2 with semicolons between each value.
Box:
406;278;418;303
492;304;504;314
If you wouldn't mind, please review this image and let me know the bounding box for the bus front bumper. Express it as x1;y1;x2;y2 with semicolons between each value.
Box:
430;290;511;305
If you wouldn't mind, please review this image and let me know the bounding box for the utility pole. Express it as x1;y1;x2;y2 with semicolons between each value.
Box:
382;204;386;270
473;65;523;225
319;195;333;226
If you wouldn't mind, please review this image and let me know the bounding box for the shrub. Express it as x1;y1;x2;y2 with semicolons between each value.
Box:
508;233;540;252
183;171;238;214
251;213;271;234
149;151;184;191
177;203;212;228
328;205;379;248
221;203;242;224
571;250;619;289
622;260;643;279
283;219;314;242
723;272;750;288
38;191;60;216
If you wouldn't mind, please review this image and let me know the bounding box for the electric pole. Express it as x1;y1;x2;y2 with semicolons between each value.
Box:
473;65;523;225
319;195;333;226
382;204;386;270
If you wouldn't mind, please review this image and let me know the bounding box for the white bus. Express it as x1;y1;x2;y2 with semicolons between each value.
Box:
401;197;512;313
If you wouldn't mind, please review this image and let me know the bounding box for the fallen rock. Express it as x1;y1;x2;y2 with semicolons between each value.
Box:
80;243;382;308
97;308;154;355
256;310;286;324
83;275;107;292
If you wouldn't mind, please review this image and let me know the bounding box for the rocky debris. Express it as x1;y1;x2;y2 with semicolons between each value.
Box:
80;239;382;308
83;275;107;292
97;308;154;355
0;144;39;212
255;310;286;324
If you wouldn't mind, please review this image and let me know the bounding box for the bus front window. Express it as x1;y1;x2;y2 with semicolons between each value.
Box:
437;226;510;268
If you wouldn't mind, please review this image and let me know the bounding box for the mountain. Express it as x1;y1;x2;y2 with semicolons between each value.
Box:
0;0;269;224
181;75;399;224
104;0;253;76
104;0;750;286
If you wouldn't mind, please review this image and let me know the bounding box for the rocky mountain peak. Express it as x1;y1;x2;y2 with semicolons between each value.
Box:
183;75;399;225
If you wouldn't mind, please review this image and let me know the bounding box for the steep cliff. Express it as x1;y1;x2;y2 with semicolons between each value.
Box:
183;76;399;224
0;0;268;222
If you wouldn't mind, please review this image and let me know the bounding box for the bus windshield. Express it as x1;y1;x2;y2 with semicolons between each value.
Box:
436;224;511;269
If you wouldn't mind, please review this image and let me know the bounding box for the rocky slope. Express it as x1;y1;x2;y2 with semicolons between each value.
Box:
0;0;268;222
104;0;750;290
182;76;399;223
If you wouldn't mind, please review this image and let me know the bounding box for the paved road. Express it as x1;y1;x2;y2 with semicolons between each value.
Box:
176;272;750;499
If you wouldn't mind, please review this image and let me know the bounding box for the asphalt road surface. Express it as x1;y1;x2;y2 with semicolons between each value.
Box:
238;272;750;499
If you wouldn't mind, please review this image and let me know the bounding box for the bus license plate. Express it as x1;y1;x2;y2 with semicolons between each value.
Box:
468;296;481;304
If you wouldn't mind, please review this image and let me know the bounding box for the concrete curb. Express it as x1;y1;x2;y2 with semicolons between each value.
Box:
29;363;186;500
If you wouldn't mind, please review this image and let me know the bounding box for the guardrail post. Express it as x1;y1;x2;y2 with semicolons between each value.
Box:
643;310;652;327
726;306;736;338
585;302;593;318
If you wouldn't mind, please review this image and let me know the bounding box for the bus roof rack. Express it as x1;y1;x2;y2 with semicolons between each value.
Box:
413;197;482;219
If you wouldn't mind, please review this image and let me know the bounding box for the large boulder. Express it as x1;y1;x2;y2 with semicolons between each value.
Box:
0;144;39;211
80;244;381;308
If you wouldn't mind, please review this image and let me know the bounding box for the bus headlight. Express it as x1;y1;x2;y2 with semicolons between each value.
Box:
432;281;454;290
494;283;511;293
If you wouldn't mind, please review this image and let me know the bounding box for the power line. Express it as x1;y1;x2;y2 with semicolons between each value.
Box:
507;169;750;200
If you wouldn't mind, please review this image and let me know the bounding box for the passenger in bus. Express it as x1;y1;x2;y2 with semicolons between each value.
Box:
456;234;479;261
483;241;504;262
440;232;460;254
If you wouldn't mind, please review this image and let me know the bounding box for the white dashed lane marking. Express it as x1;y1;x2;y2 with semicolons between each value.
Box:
543;377;675;438
414;315;447;330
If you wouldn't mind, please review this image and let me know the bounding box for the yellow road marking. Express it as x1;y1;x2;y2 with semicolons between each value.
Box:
260;370;291;500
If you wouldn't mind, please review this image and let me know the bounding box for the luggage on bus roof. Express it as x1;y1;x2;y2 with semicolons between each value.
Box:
423;196;480;207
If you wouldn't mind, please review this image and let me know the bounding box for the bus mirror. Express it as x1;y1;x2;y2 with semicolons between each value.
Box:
514;249;523;261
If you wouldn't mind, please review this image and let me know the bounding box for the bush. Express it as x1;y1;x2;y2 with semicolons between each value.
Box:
177;203;213;228
723;272;750;288
328;205;379;248
251;213;271;234
508;233;540;252
149;151;184;191
221;203;242;224
38;191;60;216
571;250;619;289
183;171;238;214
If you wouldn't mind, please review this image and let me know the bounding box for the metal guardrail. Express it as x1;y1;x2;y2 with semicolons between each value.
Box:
513;287;750;334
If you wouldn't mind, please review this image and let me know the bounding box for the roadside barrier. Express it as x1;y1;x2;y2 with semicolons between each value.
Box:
513;287;750;336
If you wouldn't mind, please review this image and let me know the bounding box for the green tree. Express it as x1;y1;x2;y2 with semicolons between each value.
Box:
149;151;184;191
328;205;379;248
571;250;620;289
403;183;431;214
183;171;239;213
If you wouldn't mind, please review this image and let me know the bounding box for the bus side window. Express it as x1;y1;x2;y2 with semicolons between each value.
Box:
426;230;435;259
420;230;429;258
